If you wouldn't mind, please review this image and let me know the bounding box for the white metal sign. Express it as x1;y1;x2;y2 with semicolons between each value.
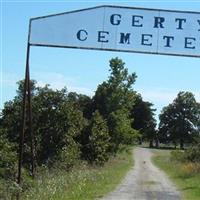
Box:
30;5;200;57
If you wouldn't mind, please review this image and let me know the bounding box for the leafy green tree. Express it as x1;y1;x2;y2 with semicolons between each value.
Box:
93;58;137;117
32;85;87;165
0;81;87;168
0;129;17;179
159;91;200;149
67;92;93;119
83;110;110;165
130;94;157;147
93;58;138;151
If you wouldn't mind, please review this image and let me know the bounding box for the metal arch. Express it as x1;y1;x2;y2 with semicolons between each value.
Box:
29;43;200;59
30;5;200;21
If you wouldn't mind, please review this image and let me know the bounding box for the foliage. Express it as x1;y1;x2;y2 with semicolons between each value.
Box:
108;110;138;151
55;139;80;170
93;58;136;116
0;81;87;169
171;142;200;164
184;143;200;163
0;179;21;200
159;91;200;149
21;147;133;200
34;89;86;165
130;94;157;147
0;129;17;180
67;92;93;119
85;110;110;165
93;57;138;151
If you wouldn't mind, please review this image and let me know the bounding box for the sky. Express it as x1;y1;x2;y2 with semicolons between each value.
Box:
1;0;200;123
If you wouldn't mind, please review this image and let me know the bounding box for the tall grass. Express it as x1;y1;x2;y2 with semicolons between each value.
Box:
153;150;200;200
15;146;133;200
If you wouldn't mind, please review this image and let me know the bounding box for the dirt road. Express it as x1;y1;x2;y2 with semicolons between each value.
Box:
101;147;181;200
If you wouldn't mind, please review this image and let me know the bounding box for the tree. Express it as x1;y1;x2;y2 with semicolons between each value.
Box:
67;92;93;119
0;129;17;179
93;58;137;117
0;81;87;168
83;110;110;165
159;91;200;149
130;94;157;147
93;58;138;152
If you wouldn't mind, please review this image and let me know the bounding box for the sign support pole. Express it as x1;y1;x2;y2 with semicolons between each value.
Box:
17;20;35;192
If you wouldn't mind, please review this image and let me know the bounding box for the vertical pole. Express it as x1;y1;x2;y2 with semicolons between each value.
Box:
27;53;35;177
17;19;35;194
17;43;30;186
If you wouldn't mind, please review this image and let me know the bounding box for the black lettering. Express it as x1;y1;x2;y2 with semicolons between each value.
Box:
197;20;200;31
77;29;88;41
132;15;143;27
163;36;174;47
185;37;196;49
119;33;131;44
110;14;121;25
175;18;186;30
141;34;152;46
154;17;165;28
98;31;109;43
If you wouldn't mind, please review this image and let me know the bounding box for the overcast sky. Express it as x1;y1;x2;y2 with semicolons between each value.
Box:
1;0;200;122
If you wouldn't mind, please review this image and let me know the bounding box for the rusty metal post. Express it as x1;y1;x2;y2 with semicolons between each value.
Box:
27;55;35;177
17;20;35;189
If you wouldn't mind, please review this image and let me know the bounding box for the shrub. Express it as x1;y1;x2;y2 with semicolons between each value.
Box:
0;129;17;179
184;143;200;163
0;179;21;200
86;110;110;165
56;139;80;170
171;143;200;163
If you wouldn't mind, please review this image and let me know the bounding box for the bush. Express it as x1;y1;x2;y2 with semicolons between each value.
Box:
184;143;200;163
0;179;21;200
85;111;110;165
171;143;200;163
0;129;17;179
55;139;80;170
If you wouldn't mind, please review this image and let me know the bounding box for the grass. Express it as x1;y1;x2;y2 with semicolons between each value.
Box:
18;147;133;200
152;150;200;200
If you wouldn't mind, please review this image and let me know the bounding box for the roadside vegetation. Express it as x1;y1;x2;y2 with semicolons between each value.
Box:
1;57;200;199
0;58;154;199
20;146;133;200
153;144;200;200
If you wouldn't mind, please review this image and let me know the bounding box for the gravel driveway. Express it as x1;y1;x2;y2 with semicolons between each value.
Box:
100;147;181;200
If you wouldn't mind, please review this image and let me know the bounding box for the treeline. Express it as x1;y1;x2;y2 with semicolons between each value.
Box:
0;58;156;185
1;57;200;193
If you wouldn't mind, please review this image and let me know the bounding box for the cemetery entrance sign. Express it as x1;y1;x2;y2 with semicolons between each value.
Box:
18;5;200;187
30;5;200;57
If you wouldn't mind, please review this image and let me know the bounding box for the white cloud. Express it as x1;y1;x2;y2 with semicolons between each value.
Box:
137;87;200;105
33;71;93;96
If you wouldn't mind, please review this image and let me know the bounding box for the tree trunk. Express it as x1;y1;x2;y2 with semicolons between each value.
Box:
138;138;142;145
155;139;159;148
180;139;184;149
149;140;153;148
